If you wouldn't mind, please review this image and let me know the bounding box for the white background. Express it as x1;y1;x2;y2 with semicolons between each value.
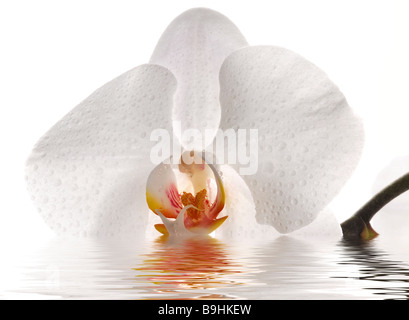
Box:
1;0;409;246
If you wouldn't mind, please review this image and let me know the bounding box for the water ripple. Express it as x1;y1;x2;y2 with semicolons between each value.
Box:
333;238;409;300
2;234;409;299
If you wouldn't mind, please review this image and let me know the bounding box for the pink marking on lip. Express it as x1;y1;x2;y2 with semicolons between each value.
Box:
166;183;183;211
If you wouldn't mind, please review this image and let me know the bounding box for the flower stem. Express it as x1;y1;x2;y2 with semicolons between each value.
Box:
341;172;409;240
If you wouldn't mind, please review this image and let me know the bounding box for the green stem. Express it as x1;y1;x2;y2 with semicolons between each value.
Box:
341;172;409;239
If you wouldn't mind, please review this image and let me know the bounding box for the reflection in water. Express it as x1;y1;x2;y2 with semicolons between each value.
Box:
3;233;409;299
133;236;245;299
335;239;409;300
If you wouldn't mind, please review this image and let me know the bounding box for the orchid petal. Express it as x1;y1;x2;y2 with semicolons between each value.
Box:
150;8;248;149
25;64;176;237
219;46;364;233
215;164;280;240
216;165;341;240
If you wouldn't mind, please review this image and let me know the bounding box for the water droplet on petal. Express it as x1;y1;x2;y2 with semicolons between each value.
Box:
278;142;286;150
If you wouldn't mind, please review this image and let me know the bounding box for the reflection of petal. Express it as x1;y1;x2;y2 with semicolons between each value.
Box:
150;8;248;149
6;237;148;299
134;236;243;298
25;65;176;237
219;46;364;233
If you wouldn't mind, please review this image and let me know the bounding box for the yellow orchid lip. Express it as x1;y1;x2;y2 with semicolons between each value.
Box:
146;152;227;236
146;182;182;219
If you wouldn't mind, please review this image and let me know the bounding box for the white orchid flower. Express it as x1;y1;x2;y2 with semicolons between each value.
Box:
25;8;364;238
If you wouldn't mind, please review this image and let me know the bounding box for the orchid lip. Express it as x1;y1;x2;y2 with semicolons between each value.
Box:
155;205;196;237
146;151;227;237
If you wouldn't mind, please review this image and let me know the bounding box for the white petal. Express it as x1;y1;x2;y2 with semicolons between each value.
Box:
291;209;342;241
25;64;176;237
219;46;364;233
215;165;279;241
150;8;248;149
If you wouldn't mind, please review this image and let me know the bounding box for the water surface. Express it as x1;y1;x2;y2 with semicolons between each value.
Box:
2;230;409;300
